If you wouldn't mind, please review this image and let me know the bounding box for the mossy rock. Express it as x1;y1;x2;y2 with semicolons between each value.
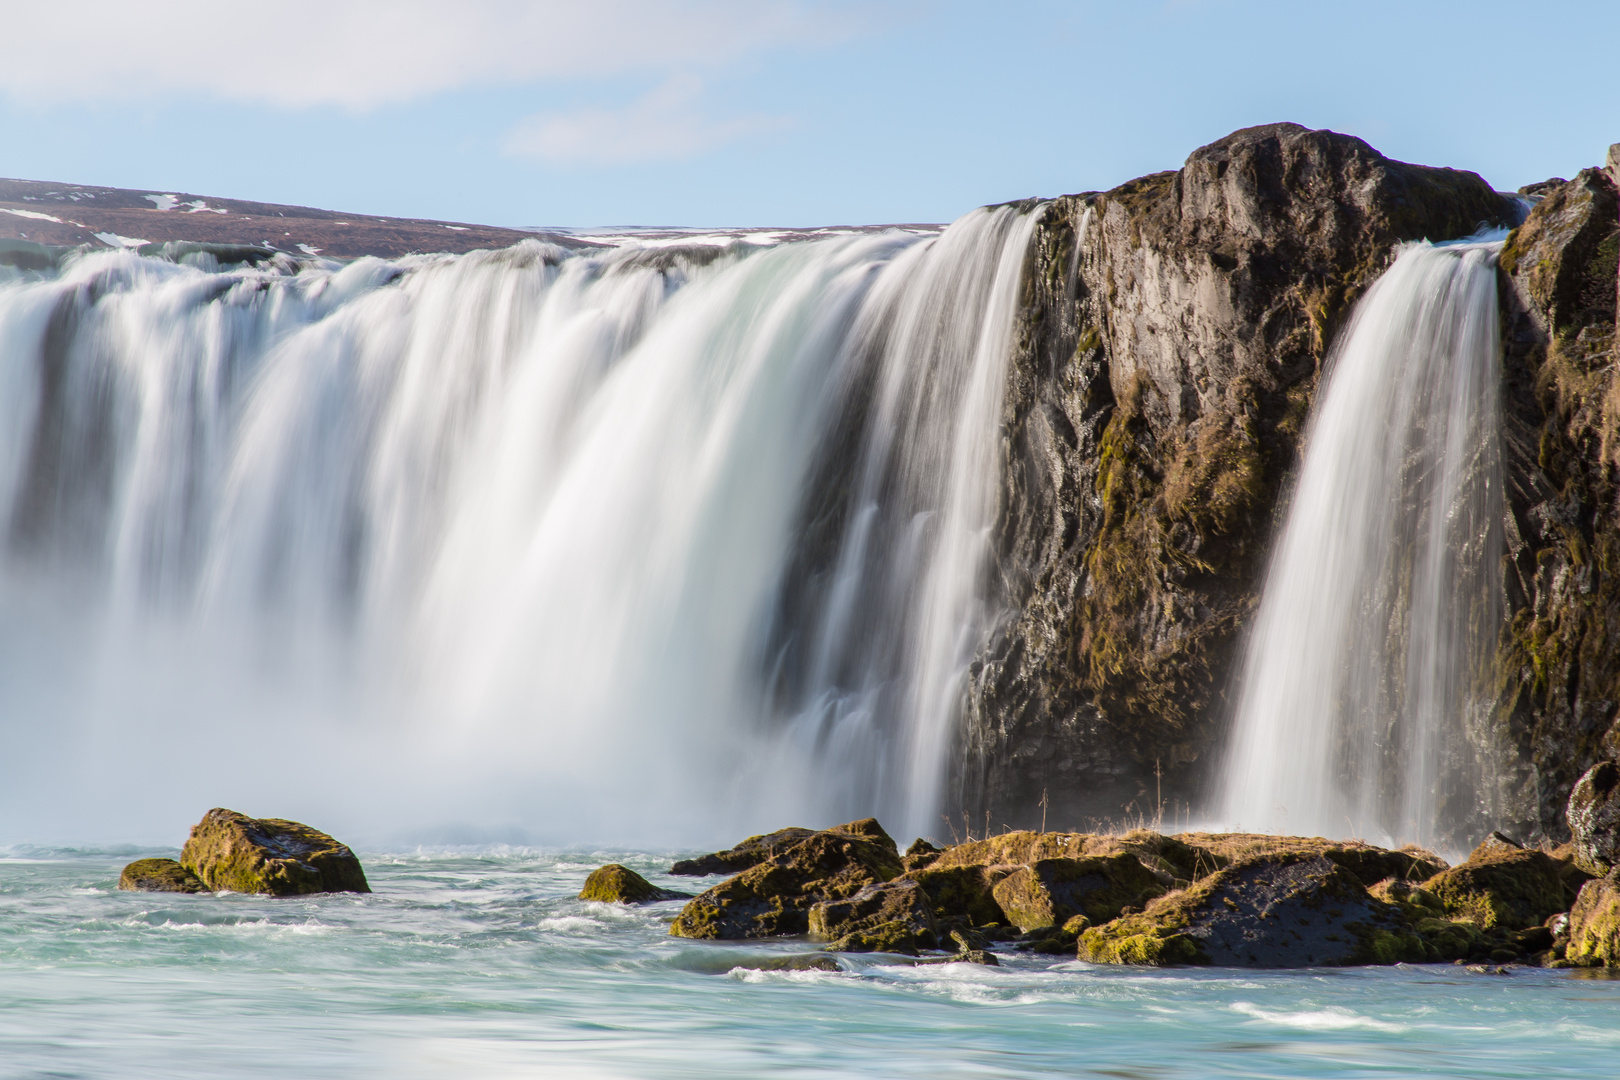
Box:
809;879;938;954
1567;874;1620;966
1420;848;1573;931
991;854;1166;932
179;808;370;896
669;822;904;940
118;858;206;893
899;863;1008;928
1078;853;1426;968
578;864;691;904
1568;760;1620;874
902;838;943;871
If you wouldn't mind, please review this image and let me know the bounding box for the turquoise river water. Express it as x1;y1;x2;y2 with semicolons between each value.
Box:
3;847;1618;1079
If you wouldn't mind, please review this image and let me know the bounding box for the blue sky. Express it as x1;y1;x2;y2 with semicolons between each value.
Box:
2;0;1615;228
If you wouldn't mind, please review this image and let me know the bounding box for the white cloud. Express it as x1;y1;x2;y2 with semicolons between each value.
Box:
501;74;789;164
0;0;869;110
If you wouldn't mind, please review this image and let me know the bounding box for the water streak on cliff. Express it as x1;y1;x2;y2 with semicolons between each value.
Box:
1218;235;1505;849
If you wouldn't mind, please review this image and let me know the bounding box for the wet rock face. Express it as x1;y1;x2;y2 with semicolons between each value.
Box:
578;864;690;904
1077;853;1426;967
961;122;1516;831
1568;760;1620;873
178;808;370;896
1493;166;1620;842
118;857;206;893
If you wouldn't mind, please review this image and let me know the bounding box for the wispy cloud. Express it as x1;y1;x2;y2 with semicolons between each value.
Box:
501;75;789;164
0;0;874;110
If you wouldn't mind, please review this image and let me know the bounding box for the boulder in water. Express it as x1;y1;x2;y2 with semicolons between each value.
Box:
899;863;1009;930
669;821;903;939
808;878;939;953
1077;853;1426;967
578;864;691;903
1568;760;1620;874
118;858;206;893
179;808;370;896
1420;846;1573;931
991;854;1166;932
670;827;816;876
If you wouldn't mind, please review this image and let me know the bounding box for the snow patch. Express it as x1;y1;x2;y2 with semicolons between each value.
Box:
143;194;180;212
296;243;323;255
184;200;228;214
1;207;64;223
443;225;469;231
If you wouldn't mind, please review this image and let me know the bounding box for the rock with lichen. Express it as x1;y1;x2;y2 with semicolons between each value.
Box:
118;857;206;893
669;827;816;876
178;808;370;896
578;864;691;904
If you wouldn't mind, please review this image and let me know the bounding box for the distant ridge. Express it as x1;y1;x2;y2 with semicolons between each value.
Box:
0;178;589;259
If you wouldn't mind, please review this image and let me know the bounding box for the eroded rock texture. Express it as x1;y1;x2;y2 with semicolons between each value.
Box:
958;122;1515;829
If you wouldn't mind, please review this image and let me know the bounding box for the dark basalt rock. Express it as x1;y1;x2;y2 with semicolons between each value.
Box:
578;864;691;904
118;857;206;893
668;821;904;939
958;121;1518;838
179;808;370;896
1568;760;1620;873
1077;852;1427;967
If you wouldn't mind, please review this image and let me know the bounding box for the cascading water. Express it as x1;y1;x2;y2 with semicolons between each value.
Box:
1218;234;1505;850
0;206;1040;845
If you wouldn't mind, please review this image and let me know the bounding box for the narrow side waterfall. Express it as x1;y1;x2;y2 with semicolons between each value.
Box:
0;206;1040;844
1218;236;1505;849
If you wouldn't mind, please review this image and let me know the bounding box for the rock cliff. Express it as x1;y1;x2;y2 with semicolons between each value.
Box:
957;123;1518;832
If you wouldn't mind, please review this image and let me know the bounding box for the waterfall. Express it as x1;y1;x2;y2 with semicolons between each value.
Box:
0;206;1040;845
1217;235;1505;849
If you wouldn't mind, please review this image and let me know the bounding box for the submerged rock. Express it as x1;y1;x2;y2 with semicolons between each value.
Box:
179;808;370;896
118;858;206;893
1077;853;1425;967
669;821;903;939
1568;761;1620;873
578;864;691;904
991;854;1165;932
808;878;938;954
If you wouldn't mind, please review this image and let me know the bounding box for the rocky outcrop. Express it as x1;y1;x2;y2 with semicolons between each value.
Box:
578;864;690;903
960;122;1517;831
179;808;370;896
1490;163;1620;843
1419;845;1579;931
990;854;1164;931
118;857;206;893
807;878;939;953
1567;873;1620;966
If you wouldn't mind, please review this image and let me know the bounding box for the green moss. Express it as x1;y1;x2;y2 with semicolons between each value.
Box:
179;808;369;896
579;864;686;904
1078;919;1209;966
1421;849;1571;930
118;858;207;894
